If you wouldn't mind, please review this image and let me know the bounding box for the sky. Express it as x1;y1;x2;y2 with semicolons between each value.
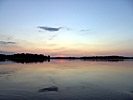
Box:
0;0;133;56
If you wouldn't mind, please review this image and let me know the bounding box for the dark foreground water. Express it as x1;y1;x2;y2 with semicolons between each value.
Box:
0;60;133;100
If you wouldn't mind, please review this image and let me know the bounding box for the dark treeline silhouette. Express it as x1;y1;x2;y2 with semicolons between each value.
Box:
0;54;6;61
0;53;50;63
0;54;133;63
51;56;133;62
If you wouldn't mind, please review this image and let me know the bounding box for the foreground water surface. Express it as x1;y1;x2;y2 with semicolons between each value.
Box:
0;60;133;100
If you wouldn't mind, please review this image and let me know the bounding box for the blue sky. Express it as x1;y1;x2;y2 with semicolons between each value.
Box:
0;0;133;56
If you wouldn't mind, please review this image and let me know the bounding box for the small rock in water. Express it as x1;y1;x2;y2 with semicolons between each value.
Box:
38;86;58;93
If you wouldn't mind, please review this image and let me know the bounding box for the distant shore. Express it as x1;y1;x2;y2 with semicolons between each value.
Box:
51;56;133;59
0;53;133;63
0;53;50;63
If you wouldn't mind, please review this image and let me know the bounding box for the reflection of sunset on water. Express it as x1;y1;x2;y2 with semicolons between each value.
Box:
0;60;133;100
89;62;95;65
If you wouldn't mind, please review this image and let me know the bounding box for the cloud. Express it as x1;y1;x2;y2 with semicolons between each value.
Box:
80;29;92;32
0;41;16;44
49;35;57;40
61;27;72;31
38;26;62;32
0;51;15;55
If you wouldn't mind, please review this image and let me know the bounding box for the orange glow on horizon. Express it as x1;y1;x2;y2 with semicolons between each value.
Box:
53;55;66;57
90;53;96;56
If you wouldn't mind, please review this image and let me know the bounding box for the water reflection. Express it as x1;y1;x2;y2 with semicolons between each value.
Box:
1;58;132;64
10;59;50;64
39;86;58;93
0;60;133;100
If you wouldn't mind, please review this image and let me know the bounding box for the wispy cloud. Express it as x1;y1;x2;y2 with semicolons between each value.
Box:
49;35;57;40
0;41;16;44
38;26;62;32
80;29;92;32
0;51;15;55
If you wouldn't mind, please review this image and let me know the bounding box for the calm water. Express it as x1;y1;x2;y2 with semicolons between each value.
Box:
0;60;133;100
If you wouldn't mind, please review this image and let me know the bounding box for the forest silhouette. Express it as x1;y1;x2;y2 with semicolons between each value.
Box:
0;53;133;63
0;53;50;63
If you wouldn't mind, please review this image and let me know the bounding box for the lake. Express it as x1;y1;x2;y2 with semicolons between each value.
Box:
0;60;133;100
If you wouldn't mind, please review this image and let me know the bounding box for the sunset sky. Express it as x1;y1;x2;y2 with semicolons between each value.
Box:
0;0;133;56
